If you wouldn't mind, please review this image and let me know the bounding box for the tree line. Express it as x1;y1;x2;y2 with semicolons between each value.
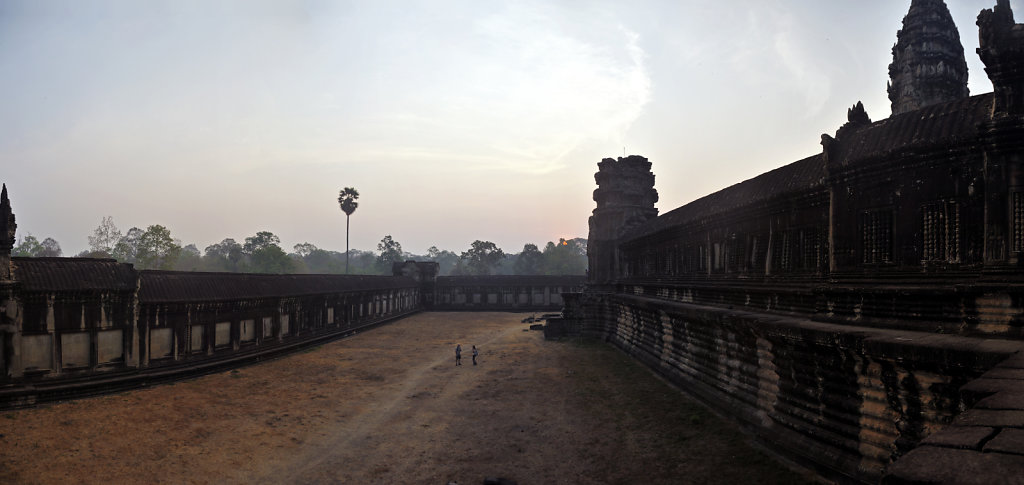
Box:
10;217;587;276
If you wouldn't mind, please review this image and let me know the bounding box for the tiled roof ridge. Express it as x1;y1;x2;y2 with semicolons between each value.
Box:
833;92;993;165
625;153;825;241
12;257;137;292
623;92;995;243
139;269;399;277
12;256;120;263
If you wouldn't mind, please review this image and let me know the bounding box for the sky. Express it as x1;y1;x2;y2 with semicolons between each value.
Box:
0;0;1017;257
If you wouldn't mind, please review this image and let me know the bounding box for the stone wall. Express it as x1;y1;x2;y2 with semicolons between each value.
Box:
135;271;421;370
431;275;584;312
884;348;1024;483
4;258;140;381
0;267;422;408
580;291;1022;482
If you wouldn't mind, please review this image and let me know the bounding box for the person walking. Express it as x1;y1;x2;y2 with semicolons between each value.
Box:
472;345;478;365
455;344;462;366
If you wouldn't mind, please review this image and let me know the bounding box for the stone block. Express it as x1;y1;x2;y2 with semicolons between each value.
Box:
150;328;173;358
920;426;994;449
240;319;255;342
961;378;1024;406
984;429;1024;455
995;352;1024;369
982;367;1024;380
190;324;204;352
976;391;1024;410
97;329;123;363
214;322;230;347
955;410;1024;428
60;332;89;368
883;446;1024;484
975;341;1024;361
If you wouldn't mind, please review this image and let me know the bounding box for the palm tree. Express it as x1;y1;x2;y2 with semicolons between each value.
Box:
338;187;360;273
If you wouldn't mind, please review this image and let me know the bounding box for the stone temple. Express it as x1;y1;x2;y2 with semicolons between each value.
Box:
568;0;1024;481
3;1;1024;483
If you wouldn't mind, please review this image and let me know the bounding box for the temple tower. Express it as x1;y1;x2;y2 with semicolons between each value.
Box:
978;1;1024;265
888;0;970;116
0;185;15;379
587;155;658;284
978;0;1024;116
0;185;15;282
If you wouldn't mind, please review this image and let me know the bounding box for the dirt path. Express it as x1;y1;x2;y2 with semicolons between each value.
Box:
264;324;522;484
0;312;808;484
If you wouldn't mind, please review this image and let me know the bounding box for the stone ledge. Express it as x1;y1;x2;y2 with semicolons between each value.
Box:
984;429;1024;455
887;344;1024;483
955;410;1024;428
961;377;1024;403
919;426;994;449
995;352;1024;369
883;446;1024;484
978;367;1024;380
976;391;1024;410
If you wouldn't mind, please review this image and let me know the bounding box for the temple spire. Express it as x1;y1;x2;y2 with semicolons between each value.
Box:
0;183;14;281
0;183;13;250
888;0;970;116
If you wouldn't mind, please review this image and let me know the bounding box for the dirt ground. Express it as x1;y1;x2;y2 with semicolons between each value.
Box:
0;312;809;484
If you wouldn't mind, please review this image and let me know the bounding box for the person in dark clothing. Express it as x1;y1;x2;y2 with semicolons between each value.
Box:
472;345;478;365
455;344;462;366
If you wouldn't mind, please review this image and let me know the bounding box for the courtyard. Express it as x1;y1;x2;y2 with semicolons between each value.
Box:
0;312;807;484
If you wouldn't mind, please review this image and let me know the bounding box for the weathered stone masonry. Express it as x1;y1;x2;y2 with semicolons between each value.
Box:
570;1;1024;483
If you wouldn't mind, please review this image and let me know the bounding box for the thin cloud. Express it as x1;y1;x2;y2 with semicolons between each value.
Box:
359;2;652;175
729;6;831;118
772;30;831;118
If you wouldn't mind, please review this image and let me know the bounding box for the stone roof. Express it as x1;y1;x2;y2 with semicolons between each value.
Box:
437;275;586;287
12;257;137;292
625;153;826;242
138;271;417;303
624;93;994;244
834;93;993;167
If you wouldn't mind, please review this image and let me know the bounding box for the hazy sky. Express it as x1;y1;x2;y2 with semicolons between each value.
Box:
1;0;1016;256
